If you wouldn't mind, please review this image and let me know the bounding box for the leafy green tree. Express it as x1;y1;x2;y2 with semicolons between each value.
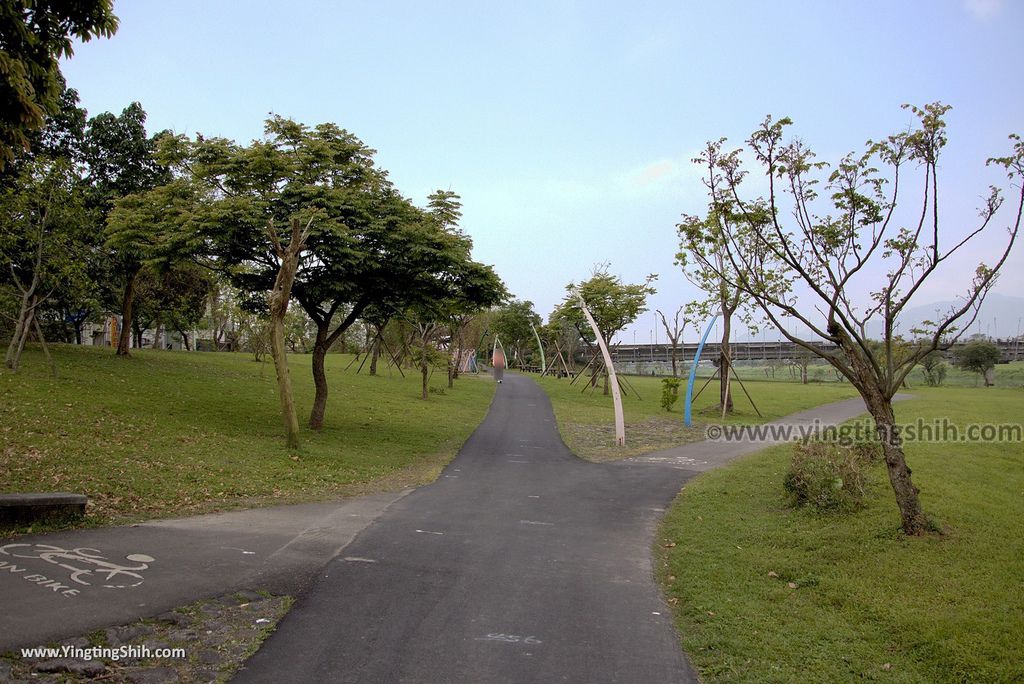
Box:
1;157;90;373
85;102;172;356
677;103;1021;535
918;350;947;387
0;0;117;167
398;228;506;400
955;340;1002;386
552;265;656;394
490;300;542;369
129;262;212;349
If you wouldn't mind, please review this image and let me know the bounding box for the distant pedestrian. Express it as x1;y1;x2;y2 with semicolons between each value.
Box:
493;348;505;383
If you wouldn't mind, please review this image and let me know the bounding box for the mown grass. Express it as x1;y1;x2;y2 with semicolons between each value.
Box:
534;373;858;460
1;345;494;530
657;386;1024;683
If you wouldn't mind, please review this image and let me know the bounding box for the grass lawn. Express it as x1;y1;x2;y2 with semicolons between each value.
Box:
658;386;1024;683
534;373;859;460
1;345;494;530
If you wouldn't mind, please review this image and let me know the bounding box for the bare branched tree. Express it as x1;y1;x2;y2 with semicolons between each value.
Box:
680;103;1021;535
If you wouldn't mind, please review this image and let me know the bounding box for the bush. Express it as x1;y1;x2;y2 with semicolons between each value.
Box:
660;377;682;412
783;440;871;512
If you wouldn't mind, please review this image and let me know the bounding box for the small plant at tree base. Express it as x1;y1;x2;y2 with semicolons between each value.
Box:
783;440;871;513
660;377;682;412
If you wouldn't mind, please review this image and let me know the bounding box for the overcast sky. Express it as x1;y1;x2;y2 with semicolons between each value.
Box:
61;0;1024;343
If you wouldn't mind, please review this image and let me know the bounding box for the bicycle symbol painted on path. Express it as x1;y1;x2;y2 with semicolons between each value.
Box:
0;543;155;589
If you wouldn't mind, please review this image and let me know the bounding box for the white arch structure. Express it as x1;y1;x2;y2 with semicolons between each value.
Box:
575;290;625;446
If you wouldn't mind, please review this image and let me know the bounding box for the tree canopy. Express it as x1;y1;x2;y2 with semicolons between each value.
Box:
0;0;117;168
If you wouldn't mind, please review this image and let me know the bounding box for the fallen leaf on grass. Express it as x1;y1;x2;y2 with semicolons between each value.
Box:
787;582;798;589
767;571;779;578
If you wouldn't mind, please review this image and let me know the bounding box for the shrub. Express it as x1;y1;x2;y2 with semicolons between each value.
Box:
783;440;871;512
660;377;682;412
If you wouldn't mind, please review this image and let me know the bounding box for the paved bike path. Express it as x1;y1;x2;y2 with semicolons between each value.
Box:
239;376;891;683
0;492;409;651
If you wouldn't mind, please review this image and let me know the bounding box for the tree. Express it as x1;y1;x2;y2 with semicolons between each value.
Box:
677;141;771;411
0;1;117;167
1;157;90;373
656;305;689;376
553;265;656;394
129;262;212;349
490;300;542;369
918;349;947;387
85;102;172;356
399;232;506;400
955;340;1002;386
678;103;1021;535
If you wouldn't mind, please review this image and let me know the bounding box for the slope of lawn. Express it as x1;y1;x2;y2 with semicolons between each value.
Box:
534;373;859;460
658;386;1024;683
1;345;494;529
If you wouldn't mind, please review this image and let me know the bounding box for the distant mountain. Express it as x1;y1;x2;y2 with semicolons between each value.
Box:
878;292;1024;341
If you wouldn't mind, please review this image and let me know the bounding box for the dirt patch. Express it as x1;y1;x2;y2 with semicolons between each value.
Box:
2;591;292;683
561;417;704;462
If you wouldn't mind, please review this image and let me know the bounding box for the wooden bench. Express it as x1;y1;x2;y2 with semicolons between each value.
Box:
0;492;87;526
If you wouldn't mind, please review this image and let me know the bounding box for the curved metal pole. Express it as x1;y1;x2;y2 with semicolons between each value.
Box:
530;323;546;373
576;291;625;446
685;314;719;427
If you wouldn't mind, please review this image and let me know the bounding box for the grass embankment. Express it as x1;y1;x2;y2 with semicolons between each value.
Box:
534;373;858;460
1;345;494;529
658;386;1024;683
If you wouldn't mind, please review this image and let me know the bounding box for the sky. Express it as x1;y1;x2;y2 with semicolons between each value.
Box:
59;0;1024;343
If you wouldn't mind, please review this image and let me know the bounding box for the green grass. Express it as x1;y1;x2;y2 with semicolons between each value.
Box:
657;386;1024;683
1;345;494;529
534;373;858;460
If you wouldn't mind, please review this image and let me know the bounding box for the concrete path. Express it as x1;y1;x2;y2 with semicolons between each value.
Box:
234;377;885;683
0;491;409;651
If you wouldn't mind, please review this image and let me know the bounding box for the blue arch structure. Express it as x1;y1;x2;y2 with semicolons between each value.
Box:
684;314;719;427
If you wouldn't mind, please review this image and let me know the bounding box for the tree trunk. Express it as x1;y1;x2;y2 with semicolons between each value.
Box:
719;313;734;411
117;267;140;357
178;329;191;351
309;326;329;430
983;368;994;387
837;329;931;535
152;324;163;349
369;335;380;376
74;322;83;345
267;218;308;450
5;295;37;372
5;288;32;369
32;314;57;378
863;387;930;535
421;358;429;400
670;344;678;377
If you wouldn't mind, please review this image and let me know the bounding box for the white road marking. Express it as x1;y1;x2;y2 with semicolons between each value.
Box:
221;547;256;555
519;520;554;526
527;495;540;499
416;529;444;535
342;557;378;563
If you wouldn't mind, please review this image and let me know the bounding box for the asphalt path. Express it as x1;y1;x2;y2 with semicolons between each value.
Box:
235;374;700;683
0;492;409;651
3;370;890;681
